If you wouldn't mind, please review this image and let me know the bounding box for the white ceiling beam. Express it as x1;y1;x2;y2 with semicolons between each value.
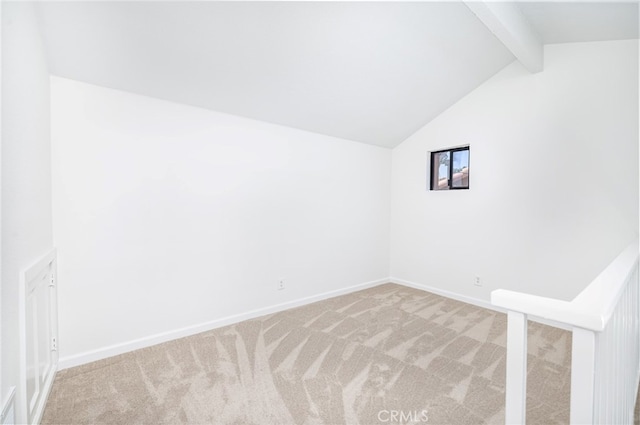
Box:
464;1;543;73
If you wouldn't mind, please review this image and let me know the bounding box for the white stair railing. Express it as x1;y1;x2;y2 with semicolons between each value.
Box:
492;240;640;425
18;249;58;425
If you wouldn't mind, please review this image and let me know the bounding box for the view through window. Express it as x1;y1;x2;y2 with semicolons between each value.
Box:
430;146;469;190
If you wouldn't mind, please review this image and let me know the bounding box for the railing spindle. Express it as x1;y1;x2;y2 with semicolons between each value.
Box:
505;310;528;424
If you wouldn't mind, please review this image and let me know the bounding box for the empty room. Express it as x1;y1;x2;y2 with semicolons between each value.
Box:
1;1;639;424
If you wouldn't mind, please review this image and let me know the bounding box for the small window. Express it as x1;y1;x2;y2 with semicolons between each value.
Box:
430;146;469;190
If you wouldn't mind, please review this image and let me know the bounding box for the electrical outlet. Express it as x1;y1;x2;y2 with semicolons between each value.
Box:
474;276;482;287
278;279;285;291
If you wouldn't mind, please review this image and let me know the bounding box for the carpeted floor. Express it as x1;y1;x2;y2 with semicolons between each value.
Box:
43;283;574;424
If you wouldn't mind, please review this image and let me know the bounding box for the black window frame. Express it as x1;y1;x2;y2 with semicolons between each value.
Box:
429;146;470;191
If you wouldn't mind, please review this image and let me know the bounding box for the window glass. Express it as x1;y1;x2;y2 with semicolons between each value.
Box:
452;150;469;188
430;147;469;190
434;152;450;191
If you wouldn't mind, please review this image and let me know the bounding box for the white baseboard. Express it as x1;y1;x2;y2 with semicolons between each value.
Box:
60;276;573;370
390;277;497;311
391;277;572;330
58;277;390;370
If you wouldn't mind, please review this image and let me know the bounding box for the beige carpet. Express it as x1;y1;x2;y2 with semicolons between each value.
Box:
43;283;573;424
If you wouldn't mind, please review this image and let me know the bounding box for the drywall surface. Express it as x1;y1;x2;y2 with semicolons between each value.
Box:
1;2;53;421
391;40;639;302
51;77;391;362
37;1;516;148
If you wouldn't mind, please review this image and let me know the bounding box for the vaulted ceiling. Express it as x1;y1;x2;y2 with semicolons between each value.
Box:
37;2;638;148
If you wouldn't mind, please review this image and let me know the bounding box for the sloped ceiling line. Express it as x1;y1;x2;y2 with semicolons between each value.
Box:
37;2;637;148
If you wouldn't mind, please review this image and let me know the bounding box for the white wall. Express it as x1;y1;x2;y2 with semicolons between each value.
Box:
391;40;639;302
1;2;53;421
51;77;391;364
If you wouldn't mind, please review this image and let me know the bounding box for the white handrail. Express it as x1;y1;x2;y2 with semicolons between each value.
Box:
494;238;640;425
492;239;639;331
